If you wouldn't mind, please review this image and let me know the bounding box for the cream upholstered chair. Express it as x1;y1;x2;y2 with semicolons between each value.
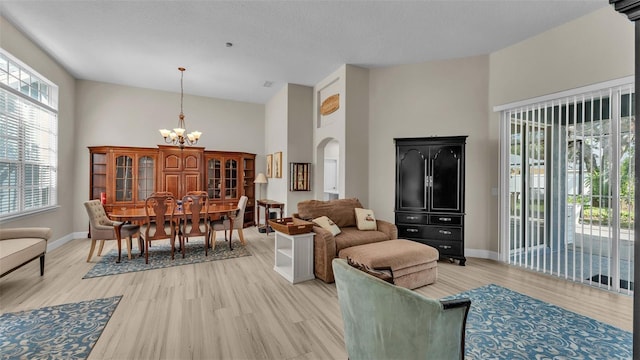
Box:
332;258;471;360
84;200;140;262
0;227;52;277
210;195;248;246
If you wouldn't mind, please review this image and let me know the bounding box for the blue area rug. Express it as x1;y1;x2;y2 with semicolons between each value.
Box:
84;238;250;279
0;296;122;360
445;284;632;359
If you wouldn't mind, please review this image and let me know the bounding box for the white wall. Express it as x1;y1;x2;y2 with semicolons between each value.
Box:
344;65;370;206
73;80;265;231
0;16;77;246
313;65;370;205
314;66;347;201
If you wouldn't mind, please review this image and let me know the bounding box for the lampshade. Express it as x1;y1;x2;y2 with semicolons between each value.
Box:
254;173;268;184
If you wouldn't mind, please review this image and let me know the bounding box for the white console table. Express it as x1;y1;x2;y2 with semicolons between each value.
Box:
273;231;315;284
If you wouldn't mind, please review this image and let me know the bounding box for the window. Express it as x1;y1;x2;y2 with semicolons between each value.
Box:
0;49;58;219
497;77;634;294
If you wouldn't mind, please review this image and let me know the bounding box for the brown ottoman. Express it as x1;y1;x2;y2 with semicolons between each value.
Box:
338;239;439;290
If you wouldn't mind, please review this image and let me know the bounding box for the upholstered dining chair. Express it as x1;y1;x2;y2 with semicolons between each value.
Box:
179;192;210;256
139;193;178;264
332;258;471;360
83;200;140;262
210;195;248;246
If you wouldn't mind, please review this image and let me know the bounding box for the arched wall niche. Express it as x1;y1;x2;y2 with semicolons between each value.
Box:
315;137;341;200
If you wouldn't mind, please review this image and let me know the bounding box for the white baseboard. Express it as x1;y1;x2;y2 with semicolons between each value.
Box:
47;233;502;263
47;232;86;252
465;248;499;261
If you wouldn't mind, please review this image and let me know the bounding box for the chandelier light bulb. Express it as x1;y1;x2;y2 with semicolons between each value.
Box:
158;67;202;148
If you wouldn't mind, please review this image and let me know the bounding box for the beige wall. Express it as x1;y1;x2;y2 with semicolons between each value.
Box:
286;84;314;213
264;84;288;213
487;6;634;254
73;80;265;231
368;55;491;256
2;6;634;258
490;7;633;108
366;7;633;257
0;17;77;246
263;84;314;217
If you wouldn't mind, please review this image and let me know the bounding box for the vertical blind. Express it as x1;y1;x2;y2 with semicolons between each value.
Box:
499;79;634;294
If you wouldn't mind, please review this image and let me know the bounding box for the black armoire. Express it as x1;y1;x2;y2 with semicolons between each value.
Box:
394;136;467;265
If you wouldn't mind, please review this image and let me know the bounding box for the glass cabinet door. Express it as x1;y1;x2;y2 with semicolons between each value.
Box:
397;146;428;210
137;156;155;201
207;158;222;200
115;155;133;201
431;145;462;212
225;159;238;199
91;152;107;200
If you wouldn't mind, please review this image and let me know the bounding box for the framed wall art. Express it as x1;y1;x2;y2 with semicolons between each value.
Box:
266;154;273;178
274;151;283;178
290;162;311;191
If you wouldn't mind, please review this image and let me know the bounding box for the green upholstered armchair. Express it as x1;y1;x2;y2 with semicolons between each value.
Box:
332;258;471;360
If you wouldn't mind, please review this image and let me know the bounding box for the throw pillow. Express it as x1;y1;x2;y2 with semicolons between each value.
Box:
346;257;394;284
313;216;341;236
354;208;377;231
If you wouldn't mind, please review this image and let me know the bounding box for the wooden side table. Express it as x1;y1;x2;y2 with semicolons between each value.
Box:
256;199;285;235
273;231;315;284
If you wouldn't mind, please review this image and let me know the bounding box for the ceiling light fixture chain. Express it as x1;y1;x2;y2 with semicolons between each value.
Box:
159;67;202;149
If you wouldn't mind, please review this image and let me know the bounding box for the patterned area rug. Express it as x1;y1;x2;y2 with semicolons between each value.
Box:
445;284;632;359
0;296;122;360
83;238;251;279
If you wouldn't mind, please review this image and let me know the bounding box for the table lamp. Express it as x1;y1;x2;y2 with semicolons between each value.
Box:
254;172;268;201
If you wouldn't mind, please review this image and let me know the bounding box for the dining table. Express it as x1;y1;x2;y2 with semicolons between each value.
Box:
108;203;240;263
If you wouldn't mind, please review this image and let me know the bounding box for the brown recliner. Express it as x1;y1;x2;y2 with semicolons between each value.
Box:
294;198;397;283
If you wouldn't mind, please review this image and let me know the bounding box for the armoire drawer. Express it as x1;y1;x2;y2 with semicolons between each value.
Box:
429;215;462;225
395;213;429;225
398;225;462;241
426;239;463;257
398;224;429;238
422;226;462;241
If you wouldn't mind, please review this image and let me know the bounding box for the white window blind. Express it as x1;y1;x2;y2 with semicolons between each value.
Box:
0;49;58;219
498;78;635;295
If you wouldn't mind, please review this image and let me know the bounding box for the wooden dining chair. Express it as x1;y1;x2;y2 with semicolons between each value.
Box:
180;193;210;256
139;193;178;264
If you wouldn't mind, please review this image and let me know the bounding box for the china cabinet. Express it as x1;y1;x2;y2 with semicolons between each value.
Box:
88;146;255;226
204;151;256;227
158;145;203;200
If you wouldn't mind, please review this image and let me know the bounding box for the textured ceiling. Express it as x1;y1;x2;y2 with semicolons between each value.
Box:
0;0;610;104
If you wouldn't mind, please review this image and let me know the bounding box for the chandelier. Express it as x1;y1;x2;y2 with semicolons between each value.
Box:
159;67;202;148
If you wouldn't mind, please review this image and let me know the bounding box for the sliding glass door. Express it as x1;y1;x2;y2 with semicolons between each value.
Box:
500;79;634;294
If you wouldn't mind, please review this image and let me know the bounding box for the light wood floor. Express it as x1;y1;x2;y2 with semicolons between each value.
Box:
0;227;633;359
